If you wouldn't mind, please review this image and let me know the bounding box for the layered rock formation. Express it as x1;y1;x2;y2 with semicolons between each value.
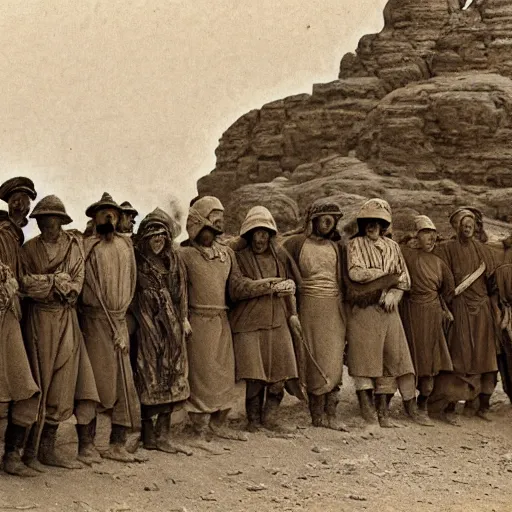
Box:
198;0;512;240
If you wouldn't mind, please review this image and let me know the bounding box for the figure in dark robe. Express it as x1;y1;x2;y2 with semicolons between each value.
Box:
230;206;302;434
0;177;41;477
400;215;455;426
78;193;143;463
180;196;280;450
21;195;100;469
130;208;192;455
432;209;499;423
282;199;349;431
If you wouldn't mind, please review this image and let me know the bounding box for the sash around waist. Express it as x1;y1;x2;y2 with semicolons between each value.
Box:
79;305;127;321
300;278;340;298
190;304;228;317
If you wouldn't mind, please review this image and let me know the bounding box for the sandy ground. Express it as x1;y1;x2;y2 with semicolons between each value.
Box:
1;371;512;512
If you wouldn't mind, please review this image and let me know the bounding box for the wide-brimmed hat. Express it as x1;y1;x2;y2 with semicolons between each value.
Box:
30;195;73;225
414;215;436;234
0;177;37;203
120;201;138;217
85;192;122;218
357;198;392;224
240;206;277;237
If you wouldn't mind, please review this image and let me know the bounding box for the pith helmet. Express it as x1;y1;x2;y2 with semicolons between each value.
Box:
85;192;122;218
240;206;277;237
357;198;392;224
30;195;73;225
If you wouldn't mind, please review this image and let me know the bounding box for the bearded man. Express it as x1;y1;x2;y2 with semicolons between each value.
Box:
20;196;100;470
432;208;498;422
0;177;40;477
180;196;280;447
118;201;138;237
345;199;422;428
400;216;455;426
282;198;348;431
78;193;142;463
230;206;302;434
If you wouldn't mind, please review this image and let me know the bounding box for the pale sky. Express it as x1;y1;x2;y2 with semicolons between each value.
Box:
0;0;387;238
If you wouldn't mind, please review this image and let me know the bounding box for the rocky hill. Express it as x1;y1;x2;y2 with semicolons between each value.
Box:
197;0;512;241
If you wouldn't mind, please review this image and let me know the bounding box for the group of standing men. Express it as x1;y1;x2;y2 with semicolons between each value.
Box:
0;175;509;478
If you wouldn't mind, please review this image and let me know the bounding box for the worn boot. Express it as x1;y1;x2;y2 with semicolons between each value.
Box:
376;394;394;428
22;424;47;473
38;423;82;469
403;398;431;426
476;393;492;422
188;413;224;455
210;410;248;442
262;391;294;434
308;393;327;427
101;424;139;463
76;418;102;465
357;390;377;424
416;395;434;427
141;418;157;450
441;402;460;426
2;422;38;477
463;397;478;417
324;390;349;432
245;394;263;433
155;413;193;455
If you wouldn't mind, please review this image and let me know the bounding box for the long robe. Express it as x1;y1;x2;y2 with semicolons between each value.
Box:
230;246;298;385
180;242;275;414
345;235;415;379
131;248;189;407
400;247;454;378
21;232;99;424
282;234;346;395
79;234;140;429
0;212;39;415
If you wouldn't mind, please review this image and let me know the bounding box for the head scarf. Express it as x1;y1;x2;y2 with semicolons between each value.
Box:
186;196;224;241
449;208;475;231
304;198;343;238
240;206;277;238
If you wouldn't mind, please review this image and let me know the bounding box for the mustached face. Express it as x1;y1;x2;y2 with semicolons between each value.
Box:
417;229;436;252
251;228;271;254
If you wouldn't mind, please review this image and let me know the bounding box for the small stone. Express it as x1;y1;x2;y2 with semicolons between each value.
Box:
345;494;367;501
246;484;267;492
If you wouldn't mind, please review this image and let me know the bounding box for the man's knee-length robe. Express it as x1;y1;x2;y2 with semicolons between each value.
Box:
21;232;99;424
79;234;140;428
180;242;275;414
0;212;39;426
400;247;454;378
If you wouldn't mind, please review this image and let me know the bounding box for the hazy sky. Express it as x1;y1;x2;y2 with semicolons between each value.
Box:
0;0;387;238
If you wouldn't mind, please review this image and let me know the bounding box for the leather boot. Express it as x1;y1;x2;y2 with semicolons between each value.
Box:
141;418;157;450
403;398;431;427
245;394;263;433
2;422;38;477
210;410;248;441
154;413;192;455
324;390;349;432
39;423;82;469
22;424;47;473
476;393;492;422
376;394;394;428
262;391;294;434
101;424;139;463
76;418;102;465
308;393;327;427
416;395;434;427
357;390;377;424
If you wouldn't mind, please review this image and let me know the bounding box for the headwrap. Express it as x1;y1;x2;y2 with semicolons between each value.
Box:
414;215;436;234
304;198;343;238
240;206;277;237
137;207;179;241
449;208;475;230
186;196;224;241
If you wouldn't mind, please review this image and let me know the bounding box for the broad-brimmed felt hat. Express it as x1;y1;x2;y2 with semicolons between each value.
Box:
120;201;138;217
0;177;37;203
85;192;122;218
30;195;73;225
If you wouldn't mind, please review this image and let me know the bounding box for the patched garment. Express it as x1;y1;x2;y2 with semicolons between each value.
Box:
346;235;415;379
131;249;189;406
400;247;454;377
297;237;346;395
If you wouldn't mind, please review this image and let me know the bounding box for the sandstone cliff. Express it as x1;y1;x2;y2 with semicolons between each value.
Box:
198;0;512;240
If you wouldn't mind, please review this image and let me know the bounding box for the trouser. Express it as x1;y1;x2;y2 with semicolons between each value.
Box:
246;379;286;399
353;373;416;401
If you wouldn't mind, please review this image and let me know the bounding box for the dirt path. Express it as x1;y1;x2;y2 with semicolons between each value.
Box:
1;374;512;512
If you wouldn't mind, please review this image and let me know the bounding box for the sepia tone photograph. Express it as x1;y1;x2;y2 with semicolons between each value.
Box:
0;1;512;511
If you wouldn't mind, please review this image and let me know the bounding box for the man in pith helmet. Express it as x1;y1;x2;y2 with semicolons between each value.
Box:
345;198;422;427
180;196;282;449
118;201;138;237
78;192;142;463
20;195;100;469
282;198;349;432
399;215;455;426
0;177;40;477
230;206;303;434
